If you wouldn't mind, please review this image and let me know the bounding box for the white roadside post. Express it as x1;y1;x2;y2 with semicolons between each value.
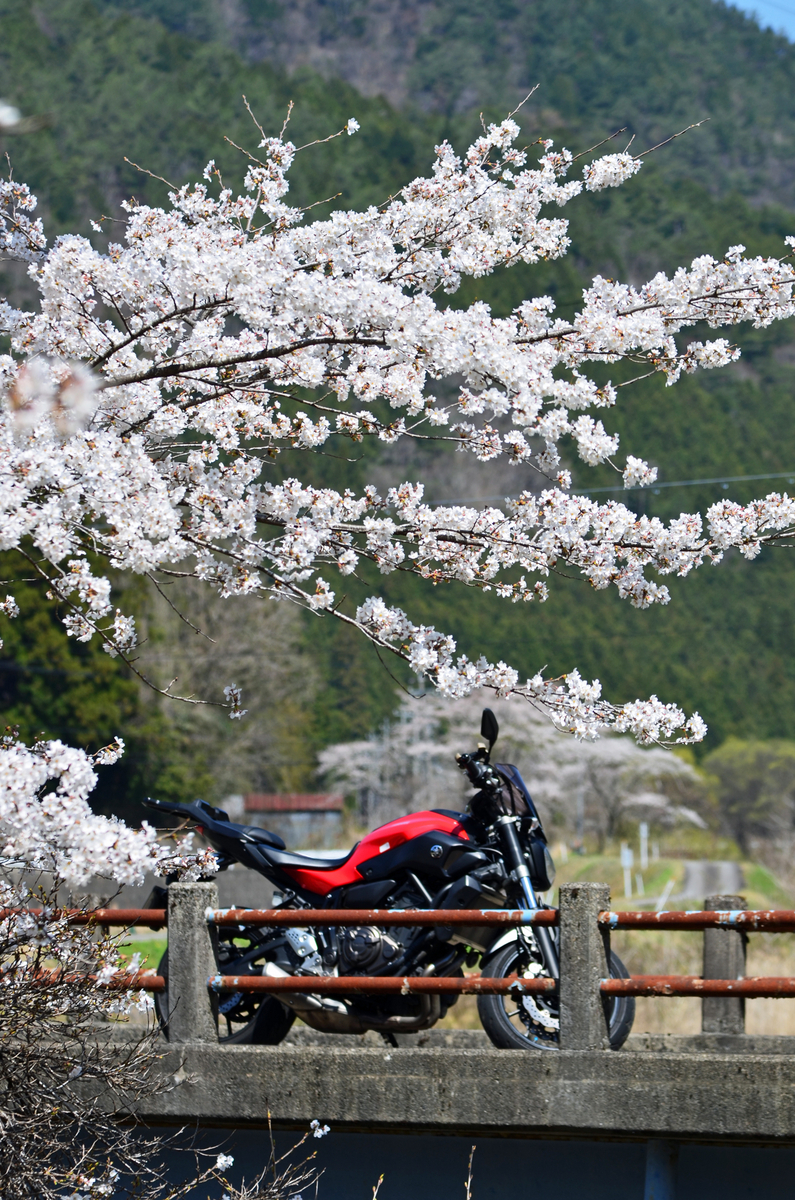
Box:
621;843;634;900
639;822;649;870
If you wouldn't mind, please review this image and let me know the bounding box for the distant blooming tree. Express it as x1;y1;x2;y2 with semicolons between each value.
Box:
319;690;701;838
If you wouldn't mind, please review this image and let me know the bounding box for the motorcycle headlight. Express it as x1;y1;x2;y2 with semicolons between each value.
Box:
543;844;556;887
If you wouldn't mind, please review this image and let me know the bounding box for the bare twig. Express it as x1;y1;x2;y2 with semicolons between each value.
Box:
634;118;709;159
147;573;216;642
506;85;540;121
465;1145;476;1200
123;158;178;190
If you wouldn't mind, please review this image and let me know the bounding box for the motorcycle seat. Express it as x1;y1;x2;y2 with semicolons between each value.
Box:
239;825;286;848
143;797;289;851
212;820;287;850
257;844;359;871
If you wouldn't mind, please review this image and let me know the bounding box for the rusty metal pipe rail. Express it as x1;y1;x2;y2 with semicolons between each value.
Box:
14;906;795;932
0;907;167;928
32;967;795;999
208;907;558;927
108;971;165;990
72;908;167;928
17;967;166;990
208;973;555;995
600;909;795;931
206;973;795;999
89;970;165;990
13;904;795;1006
602;975;795;998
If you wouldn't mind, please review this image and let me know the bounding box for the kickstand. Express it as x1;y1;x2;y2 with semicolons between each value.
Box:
380;1031;399;1048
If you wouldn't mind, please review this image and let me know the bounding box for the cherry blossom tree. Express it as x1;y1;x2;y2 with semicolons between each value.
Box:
3;106;795;760
0;732;222;1196
0;878;317;1198
0;733;311;1198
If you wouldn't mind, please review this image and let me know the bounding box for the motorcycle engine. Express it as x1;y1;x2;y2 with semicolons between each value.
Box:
338;925;402;974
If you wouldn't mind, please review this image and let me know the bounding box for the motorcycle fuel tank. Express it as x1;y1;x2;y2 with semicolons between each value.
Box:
281;810;470;894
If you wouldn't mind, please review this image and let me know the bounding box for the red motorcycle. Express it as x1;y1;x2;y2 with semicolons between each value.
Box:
145;709;634;1050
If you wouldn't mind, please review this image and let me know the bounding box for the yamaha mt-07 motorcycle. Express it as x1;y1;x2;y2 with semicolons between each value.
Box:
145;709;634;1050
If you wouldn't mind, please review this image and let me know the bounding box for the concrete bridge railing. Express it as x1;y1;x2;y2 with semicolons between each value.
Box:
163;880;753;1048
115;881;795;1200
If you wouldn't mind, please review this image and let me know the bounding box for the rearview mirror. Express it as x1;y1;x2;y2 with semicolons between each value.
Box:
480;707;499;752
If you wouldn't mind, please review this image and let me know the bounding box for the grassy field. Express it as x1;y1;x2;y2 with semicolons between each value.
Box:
117;929;168;973
543;849;793;911
541;849;795;1035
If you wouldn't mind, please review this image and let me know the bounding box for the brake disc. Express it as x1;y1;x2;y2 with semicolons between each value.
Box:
518;961;559;1032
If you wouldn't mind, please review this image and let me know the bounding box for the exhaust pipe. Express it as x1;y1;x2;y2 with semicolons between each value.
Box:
262;962;348;1014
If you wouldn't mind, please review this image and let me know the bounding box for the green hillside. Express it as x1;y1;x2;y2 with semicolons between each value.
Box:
92;0;795;205
3;0;795;811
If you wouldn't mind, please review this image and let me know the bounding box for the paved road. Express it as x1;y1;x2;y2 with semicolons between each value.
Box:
675;860;745;902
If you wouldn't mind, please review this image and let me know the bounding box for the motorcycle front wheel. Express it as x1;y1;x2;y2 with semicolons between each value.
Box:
477;941;635;1051
154;949;295;1045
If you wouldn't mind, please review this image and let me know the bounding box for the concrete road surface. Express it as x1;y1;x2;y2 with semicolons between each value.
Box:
675;860;744;902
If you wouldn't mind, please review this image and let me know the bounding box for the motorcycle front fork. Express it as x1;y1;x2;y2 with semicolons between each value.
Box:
495;816;560;980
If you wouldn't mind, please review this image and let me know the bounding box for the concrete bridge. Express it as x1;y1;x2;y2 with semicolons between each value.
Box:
132;881;795;1200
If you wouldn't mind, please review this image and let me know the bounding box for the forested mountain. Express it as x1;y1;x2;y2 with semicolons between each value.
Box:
93;0;795;205
3;0;795;815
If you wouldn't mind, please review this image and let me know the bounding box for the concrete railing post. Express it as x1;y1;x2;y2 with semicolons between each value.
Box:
166;880;219;1044
702;893;746;1035
558;881;611;1050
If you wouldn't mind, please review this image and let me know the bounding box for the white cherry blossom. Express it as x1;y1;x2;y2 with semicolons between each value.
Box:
0;731;216;885
582;152;642;191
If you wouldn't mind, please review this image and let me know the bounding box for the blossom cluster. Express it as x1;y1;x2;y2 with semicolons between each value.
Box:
0;876;154;1012
2;115;795;744
354;597;705;743
0;731;216;885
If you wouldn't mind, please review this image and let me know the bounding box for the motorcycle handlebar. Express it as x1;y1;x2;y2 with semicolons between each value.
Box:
455;752;501;791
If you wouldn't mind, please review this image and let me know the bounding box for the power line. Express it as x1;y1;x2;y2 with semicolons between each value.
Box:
585;469;795;495
431;469;795;507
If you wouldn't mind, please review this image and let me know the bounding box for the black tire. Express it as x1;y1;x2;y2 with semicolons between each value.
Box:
154;950;295;1045
477;941;635;1051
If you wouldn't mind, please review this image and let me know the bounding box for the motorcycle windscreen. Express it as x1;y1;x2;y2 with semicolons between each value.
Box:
495;763;544;825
